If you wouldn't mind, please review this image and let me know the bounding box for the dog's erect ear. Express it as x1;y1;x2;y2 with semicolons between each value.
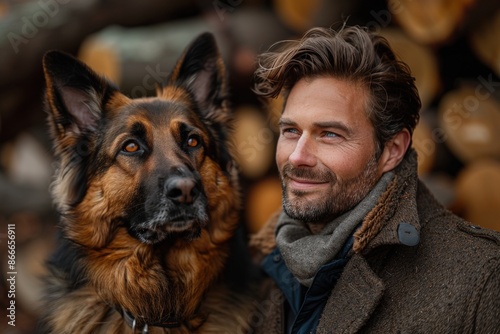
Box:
43;51;119;210
166;33;235;175
43;51;117;138
166;32;228;114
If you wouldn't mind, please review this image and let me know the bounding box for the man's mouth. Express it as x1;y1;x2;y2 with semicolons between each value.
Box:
287;176;330;192
281;163;336;192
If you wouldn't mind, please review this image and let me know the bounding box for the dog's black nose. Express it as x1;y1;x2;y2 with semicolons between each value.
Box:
165;177;199;204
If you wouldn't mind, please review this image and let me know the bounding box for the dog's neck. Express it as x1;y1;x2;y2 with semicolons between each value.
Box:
117;307;182;333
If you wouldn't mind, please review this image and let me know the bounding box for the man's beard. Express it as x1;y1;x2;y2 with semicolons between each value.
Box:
280;153;380;224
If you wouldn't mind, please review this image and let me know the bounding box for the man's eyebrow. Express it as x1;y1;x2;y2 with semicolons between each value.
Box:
313;121;352;135
277;118;297;127
279;118;352;135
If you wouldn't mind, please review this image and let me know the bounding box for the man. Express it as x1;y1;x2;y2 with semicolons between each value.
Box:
250;26;500;333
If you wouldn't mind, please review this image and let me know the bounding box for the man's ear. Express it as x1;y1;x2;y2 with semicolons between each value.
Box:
43;50;118;140
379;128;411;173
163;32;228;118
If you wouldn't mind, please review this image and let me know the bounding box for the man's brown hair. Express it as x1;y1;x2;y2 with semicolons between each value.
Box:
254;25;421;154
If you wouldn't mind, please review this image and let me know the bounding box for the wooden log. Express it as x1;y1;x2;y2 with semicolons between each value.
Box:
455;159;500;232
420;173;456;208
2;132;52;188
77;19;218;97
233;106;276;179
265;94;285;134
391;0;476;45
437;85;500;163
411;117;436;175
78;37;122;84
245;176;282;233
272;0;322;33
0;2;8;18
469;8;500;76
272;0;366;34
0;133;53;215
13;234;55;314
380;28;441;109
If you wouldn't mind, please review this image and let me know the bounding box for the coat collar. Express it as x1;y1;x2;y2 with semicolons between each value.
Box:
353;148;421;254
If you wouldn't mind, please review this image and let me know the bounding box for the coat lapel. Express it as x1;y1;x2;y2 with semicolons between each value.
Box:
317;254;385;333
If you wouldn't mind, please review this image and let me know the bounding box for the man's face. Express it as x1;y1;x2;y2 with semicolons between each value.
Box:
276;76;386;224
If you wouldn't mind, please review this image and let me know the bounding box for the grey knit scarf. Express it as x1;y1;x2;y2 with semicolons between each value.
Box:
275;172;394;287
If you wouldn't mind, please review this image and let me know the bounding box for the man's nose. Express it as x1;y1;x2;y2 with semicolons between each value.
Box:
288;135;316;167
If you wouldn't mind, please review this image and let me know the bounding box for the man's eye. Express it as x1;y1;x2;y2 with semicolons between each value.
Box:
324;131;339;138
281;128;300;136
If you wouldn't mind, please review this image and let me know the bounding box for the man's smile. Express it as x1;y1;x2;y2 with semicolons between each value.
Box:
287;176;330;192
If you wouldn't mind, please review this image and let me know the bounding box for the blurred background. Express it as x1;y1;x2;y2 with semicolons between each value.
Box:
1;0;500;332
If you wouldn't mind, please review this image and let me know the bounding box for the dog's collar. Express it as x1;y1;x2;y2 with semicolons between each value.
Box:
118;308;181;333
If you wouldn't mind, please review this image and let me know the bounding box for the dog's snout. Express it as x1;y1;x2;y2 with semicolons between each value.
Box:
165;177;199;204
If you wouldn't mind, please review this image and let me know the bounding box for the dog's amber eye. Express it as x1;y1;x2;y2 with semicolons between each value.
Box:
123;141;140;153
187;135;199;148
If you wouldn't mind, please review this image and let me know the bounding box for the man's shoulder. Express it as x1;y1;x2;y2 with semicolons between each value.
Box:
417;180;500;255
452;219;500;249
418;209;500;273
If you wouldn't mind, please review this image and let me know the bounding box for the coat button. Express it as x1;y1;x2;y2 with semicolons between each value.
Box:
397;222;420;246
273;254;281;262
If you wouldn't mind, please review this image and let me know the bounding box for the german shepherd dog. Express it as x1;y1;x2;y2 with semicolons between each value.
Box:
39;33;257;333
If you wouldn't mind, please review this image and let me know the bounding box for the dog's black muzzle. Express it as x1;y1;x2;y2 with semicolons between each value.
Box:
128;171;209;244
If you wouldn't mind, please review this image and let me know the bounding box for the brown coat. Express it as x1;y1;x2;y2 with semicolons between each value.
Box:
249;150;500;334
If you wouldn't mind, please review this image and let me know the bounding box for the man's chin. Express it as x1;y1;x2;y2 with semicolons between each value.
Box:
283;198;331;223
283;208;329;224
285;191;324;209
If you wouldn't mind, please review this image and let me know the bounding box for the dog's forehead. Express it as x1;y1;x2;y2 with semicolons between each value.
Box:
112;97;203;128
